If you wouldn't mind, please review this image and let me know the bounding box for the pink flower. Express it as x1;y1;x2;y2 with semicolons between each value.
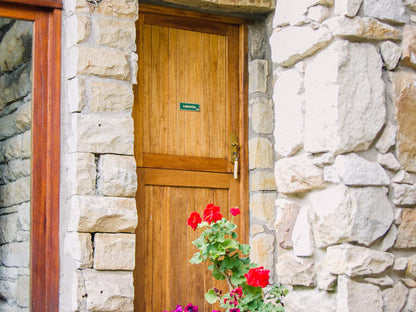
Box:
230;207;241;216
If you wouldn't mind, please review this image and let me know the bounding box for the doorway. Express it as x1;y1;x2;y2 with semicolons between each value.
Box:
133;4;248;311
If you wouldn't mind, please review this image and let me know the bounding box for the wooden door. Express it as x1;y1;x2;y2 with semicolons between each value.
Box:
134;5;248;312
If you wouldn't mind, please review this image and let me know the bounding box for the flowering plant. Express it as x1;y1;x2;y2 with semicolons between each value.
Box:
186;204;287;312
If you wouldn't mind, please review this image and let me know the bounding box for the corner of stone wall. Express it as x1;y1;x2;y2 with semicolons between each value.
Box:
268;0;416;311
60;0;139;311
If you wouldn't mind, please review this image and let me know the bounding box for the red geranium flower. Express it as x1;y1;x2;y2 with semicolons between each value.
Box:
244;266;270;288
187;212;202;231
230;207;241;216
203;203;222;224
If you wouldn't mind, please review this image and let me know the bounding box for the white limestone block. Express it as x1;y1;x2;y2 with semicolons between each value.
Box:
335;0;362;17
273;69;304;156
304;40;385;154
361;0;409;25
337;275;383;312
375;122;397;153
310;185;394;247
270;26;332;67
333;153;390;186
292;207;315;256
379;41;402;70
325;244;394;277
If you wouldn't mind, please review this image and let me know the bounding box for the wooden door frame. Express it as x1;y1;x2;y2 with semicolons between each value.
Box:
0;1;61;311
135;3;249;218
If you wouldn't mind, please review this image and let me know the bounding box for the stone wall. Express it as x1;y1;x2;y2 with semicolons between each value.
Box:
0;18;32;311
60;0;138;311
265;0;416;311
59;0;416;311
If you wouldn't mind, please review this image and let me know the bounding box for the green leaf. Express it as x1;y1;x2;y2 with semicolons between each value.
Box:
189;252;203;264
231;232;238;239
230;274;246;285
239;244;250;255
205;289;219;304
212;268;226;280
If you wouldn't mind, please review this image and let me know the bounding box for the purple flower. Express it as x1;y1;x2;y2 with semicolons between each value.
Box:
174;305;183;312
184;303;198;312
230;309;240;312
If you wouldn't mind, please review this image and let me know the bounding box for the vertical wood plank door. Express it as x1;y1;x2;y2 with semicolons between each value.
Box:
134;5;248;312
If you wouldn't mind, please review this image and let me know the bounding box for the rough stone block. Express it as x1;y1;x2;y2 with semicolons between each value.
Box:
15;100;31;132
405;0;416;11
361;0;408;25
71;153;96;196
0;213;19;244
324;16;402;41
337;275;383;312
69;196;137;233
250;97;273;134
16;275;29;307
0;63;31;107
310;185;393;247
335;0;362;17
304;40;385;154
89;80;133;112
0;20;32;72
307;5;330;23
377;153;401;171
94;233;135;270
292;207;314;257
0;176;30;208
98;154;137;197
275;199;300;249
332;153;390;186
275;156;325;194
393;71;416;172
316;268;337;291
392;170;414;184
75;114;134;155
391;183;416;206
82;269;134;311
270;26;332;67
1;242;29;267
78;47;131;81
395;209;416;248
249;60;268;93
404;289;416;312
0;130;31;163
325;244;394;277
64;232;93;268
95;18;136;50
284;289;336;312
67;76;86;113
250;193;276;227
248;137;273;169
365;276;394;287
249;234;274;270
250;171;276;191
379;41;402;70
273;69;304;156
0;158;30;184
276;253;316;287
375;122;396;153
383;282;409;312
96;0;138;19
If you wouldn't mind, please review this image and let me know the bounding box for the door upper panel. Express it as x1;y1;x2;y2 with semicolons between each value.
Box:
135;7;242;173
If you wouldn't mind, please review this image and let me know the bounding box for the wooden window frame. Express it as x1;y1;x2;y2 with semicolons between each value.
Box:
0;1;61;311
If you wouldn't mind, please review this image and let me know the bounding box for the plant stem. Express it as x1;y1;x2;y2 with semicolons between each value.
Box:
217;265;234;291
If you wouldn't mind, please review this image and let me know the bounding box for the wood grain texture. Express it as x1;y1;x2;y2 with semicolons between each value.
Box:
134;6;248;312
0;2;62;312
0;0;62;9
